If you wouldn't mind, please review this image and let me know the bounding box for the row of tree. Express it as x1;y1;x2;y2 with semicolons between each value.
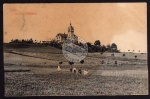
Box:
10;39;34;44
9;39;119;53
86;40;119;52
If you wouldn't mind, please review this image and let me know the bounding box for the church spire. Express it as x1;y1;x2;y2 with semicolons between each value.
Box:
70;20;71;26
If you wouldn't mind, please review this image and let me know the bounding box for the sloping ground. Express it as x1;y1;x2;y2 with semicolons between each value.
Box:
4;43;148;96
4;43;62;54
4;52;148;96
87;52;147;60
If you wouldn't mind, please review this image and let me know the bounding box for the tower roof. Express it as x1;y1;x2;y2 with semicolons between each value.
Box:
68;23;74;30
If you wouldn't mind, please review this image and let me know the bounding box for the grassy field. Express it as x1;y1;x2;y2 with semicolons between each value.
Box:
4;43;148;96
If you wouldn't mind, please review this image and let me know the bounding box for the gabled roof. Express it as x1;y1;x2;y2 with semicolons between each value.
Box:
56;33;68;38
74;34;78;38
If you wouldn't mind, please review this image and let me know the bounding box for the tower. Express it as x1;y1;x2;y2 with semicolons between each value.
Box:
68;23;74;40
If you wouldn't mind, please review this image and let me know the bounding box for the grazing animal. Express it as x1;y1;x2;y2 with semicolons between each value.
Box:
70;68;77;73
78;68;82;74
72;68;77;73
57;65;61;71
83;70;88;75
70;68;73;72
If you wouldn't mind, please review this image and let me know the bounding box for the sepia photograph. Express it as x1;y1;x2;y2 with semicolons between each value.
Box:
3;3;148;96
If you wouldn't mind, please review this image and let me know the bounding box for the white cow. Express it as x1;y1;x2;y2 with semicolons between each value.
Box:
83;70;88;75
57;65;61;71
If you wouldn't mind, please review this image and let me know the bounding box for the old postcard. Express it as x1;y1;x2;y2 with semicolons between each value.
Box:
3;3;148;96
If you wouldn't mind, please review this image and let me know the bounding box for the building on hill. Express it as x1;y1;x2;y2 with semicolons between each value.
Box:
55;23;78;43
55;33;68;43
67;23;78;42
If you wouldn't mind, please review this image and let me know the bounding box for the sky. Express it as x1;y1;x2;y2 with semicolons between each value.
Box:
3;3;147;53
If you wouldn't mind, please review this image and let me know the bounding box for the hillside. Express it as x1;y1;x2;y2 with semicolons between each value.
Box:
3;43;62;54
4;43;148;96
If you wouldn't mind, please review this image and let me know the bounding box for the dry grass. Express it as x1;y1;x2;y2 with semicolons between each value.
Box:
4;45;148;96
5;71;148;96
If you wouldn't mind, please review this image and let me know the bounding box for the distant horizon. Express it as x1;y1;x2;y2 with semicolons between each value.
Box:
4;3;147;53
3;42;146;54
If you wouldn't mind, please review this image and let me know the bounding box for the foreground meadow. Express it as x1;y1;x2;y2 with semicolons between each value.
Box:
4;44;148;96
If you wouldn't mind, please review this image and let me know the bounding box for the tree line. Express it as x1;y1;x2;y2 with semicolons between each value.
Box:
9;39;119;53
